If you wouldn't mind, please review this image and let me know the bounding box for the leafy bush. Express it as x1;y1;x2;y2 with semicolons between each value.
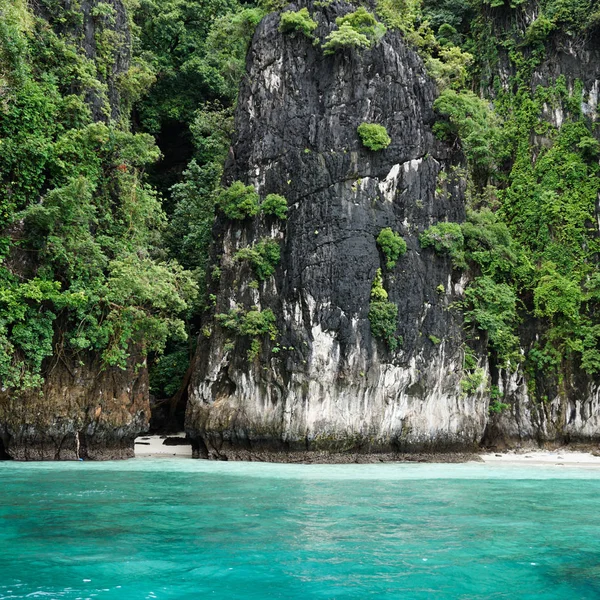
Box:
368;269;400;351
377;228;407;269
322;23;371;55
370;268;388;301
425;45;473;90
357;123;391;151
322;7;386;55
525;14;555;44
419;222;466;268
216;306;278;361
217;181;260;220
261;193;288;219
279;8;318;38
216;307;277;339
336;7;387;40
433;89;500;181
149;347;190;398
463;276;520;368
534;262;582;321
239;309;278;339
489;386;510;414
369;302;400;352
460;367;485;394
460;346;485;395
460;209;524;279
234;239;281;280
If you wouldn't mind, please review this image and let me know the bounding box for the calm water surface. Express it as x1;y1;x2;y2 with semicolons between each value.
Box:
1;459;599;599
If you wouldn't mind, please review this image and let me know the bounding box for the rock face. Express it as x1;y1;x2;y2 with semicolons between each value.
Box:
0;353;148;460
186;0;489;459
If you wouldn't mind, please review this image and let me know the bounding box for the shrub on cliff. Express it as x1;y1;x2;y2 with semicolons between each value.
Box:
322;23;371;55
337;7;386;41
419;222;466;268
368;269;400;351
357;123;391;151
377;228;407;269
216;306;278;361
217;181;260;219
234;239;281;280
261;193;288;219
279;8;318;38
322;8;386;55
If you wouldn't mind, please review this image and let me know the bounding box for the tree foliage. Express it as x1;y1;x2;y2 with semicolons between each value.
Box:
0;0;197;391
279;8;318;38
322;7;386;55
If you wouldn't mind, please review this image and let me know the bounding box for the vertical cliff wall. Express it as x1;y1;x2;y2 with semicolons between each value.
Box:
186;0;489;459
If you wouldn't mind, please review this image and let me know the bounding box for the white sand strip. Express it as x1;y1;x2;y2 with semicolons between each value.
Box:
135;433;193;458
479;450;600;468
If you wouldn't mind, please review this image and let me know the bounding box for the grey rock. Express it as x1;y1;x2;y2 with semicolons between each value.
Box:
186;0;487;457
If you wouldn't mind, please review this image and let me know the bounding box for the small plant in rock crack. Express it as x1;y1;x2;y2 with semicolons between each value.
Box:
368;269;401;351
377;227;407;269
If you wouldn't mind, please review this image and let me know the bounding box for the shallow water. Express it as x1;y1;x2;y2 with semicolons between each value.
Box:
1;459;599;599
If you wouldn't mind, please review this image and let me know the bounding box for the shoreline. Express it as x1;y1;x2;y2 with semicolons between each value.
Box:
134;435;600;467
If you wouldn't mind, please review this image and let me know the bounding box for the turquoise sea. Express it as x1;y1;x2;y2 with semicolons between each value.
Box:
1;459;599;599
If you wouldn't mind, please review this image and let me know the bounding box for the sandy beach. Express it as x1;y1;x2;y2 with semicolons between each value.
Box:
135;433;193;458
134;435;600;466
479;449;600;468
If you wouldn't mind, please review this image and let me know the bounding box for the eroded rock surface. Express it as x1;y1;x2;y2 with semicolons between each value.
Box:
0;354;148;460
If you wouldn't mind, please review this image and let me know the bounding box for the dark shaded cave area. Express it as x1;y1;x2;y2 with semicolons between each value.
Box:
0;436;11;460
148;387;189;434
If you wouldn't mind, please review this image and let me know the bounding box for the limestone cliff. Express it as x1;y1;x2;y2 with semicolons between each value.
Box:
186;0;600;458
186;0;488;458
0;353;148;460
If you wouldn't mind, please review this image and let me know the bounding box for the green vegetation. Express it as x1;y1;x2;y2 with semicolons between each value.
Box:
376;228;407;269
460;347;486;395
217;181;260;220
216;306;277;337
261;193;288;219
322;7;386;55
234;239;281;280
279;8;318;38
489;386;510;414
357;123;391;151
0;1;199;391
368;269;400;351
322;23;371;55
4;0;600;407
216;306;278;361
433;90;500;183
337;6;387;40
419;222;466;268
